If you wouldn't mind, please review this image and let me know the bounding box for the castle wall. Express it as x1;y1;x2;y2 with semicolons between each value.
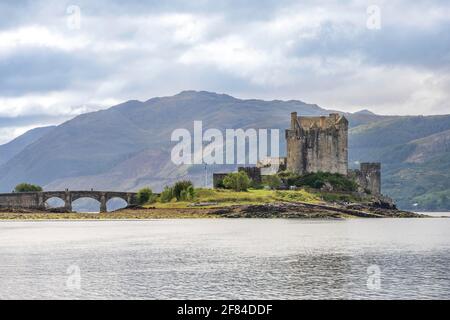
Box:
286;129;305;174
349;163;381;195
286;112;348;175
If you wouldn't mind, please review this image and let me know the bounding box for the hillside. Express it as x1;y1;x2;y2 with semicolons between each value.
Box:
349;116;450;210
0;126;55;166
0;91;449;210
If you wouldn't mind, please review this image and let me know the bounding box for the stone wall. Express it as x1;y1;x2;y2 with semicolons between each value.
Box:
286;112;348;175
256;157;287;175
349;163;381;195
0;193;40;209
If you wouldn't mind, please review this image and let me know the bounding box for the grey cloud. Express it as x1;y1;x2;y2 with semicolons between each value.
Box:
0;48;110;96
290;20;450;70
0;114;69;128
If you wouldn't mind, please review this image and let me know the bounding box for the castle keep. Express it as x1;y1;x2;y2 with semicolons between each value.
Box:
285;112;381;195
286;112;348;175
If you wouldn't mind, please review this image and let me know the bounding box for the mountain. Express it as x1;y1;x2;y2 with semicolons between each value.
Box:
349;116;450;210
0;91;448;210
354;109;376;115
0;126;56;166
405;129;450;163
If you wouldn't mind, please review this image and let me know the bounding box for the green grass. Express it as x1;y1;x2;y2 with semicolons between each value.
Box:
147;188;322;208
274;190;321;203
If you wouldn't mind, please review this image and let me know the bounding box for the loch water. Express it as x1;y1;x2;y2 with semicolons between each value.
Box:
0;217;449;299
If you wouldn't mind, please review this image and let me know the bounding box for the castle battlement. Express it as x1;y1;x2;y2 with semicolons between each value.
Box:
290;112;347;131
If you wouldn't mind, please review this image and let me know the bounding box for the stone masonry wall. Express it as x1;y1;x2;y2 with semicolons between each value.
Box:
286;112;348;175
0;193;40;209
349;163;381;195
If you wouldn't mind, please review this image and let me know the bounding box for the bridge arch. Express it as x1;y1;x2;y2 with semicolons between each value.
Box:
71;197;101;213
41;192;71;211
106;197;128;212
44;196;65;209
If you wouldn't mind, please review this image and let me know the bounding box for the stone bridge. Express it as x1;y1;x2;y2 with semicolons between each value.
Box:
0;190;138;213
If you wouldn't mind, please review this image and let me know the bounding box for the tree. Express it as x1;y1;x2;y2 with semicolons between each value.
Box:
14;183;43;193
136;187;153;205
223;171;251;192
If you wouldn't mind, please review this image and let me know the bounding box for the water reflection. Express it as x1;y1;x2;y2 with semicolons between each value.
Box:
0;218;449;299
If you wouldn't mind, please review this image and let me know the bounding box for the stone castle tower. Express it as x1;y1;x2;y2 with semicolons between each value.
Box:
286;112;349;175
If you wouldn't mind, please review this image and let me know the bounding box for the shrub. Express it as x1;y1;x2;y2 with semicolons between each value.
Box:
179;185;195;201
160;181;196;203
277;171;301;187
223;171;251;192
160;186;175;203
15;183;43;193
215;179;226;189
173;180;193;201
250;180;263;189
291;172;358;192
262;175;282;190
136;187;153;205
187;186;196;200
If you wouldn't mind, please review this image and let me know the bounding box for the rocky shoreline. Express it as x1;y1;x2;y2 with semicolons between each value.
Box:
0;199;426;219
208;201;424;218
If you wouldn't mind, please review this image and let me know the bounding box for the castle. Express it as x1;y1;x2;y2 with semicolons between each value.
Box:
214;112;382;196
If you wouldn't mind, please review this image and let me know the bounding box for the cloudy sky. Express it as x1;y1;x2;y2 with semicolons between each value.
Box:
0;0;449;143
